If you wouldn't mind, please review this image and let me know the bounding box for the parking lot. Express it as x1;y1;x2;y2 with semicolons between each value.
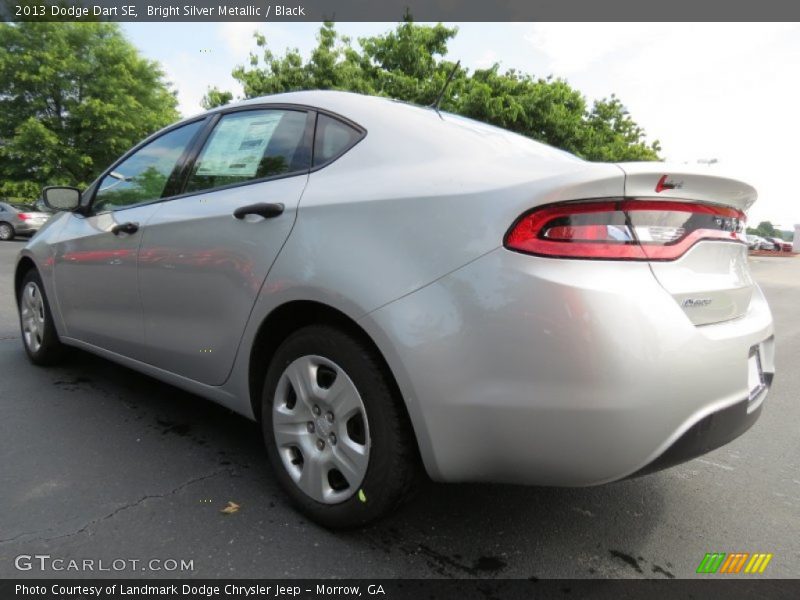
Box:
0;238;798;579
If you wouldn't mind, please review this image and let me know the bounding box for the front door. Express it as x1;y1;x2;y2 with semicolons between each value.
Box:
52;120;205;358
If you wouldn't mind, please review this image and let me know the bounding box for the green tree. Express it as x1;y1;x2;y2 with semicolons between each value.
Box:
202;87;234;110
217;21;660;162
0;22;179;195
0;180;39;202
583;96;662;161
747;221;779;238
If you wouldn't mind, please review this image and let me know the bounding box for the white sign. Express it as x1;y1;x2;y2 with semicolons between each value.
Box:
195;114;281;178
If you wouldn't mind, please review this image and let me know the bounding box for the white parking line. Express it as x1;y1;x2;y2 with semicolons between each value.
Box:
697;458;735;471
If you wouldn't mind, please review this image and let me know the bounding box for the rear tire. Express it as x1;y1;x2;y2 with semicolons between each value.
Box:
18;270;66;366
0;222;14;241
262;325;420;528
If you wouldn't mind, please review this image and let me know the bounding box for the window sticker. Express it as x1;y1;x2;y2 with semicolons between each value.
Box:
195;114;281;177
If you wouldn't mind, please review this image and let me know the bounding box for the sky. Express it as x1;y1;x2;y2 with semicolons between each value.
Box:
123;22;800;228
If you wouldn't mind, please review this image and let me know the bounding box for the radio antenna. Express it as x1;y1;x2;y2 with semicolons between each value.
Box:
431;60;461;117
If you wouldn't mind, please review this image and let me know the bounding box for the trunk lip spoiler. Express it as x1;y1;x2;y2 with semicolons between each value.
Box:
614;161;758;212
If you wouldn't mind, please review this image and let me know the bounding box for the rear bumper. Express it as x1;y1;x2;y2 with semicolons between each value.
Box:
362;247;775;486
629;373;771;478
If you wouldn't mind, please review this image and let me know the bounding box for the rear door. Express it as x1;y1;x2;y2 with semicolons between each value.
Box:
618;163;756;326
137;107;314;385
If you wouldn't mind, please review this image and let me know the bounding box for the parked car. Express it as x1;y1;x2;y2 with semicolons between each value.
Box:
747;235;774;251
0;202;51;241
15;91;775;527
767;236;793;252
747;235;762;250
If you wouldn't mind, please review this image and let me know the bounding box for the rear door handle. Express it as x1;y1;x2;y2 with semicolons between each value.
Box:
111;222;139;235
233;203;285;220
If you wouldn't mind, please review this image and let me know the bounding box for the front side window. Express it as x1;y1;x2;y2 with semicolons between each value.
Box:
93;120;204;213
185;109;310;194
313;114;362;167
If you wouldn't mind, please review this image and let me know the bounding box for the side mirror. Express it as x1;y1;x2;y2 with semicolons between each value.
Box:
42;186;82;211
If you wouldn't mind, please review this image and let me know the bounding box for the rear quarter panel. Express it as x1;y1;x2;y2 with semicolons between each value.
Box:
262;105;626;319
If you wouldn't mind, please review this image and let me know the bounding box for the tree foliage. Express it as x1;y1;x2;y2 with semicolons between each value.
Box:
202;87;234;110
212;21;661;162
747;221;779;238
0;22;179;197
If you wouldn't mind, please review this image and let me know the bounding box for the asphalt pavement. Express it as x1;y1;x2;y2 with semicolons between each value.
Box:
0;238;798;579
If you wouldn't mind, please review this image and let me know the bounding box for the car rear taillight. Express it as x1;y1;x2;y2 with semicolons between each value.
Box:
504;199;746;261
18;213;31;221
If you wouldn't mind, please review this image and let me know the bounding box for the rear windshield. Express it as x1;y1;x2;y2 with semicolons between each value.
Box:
442;112;583;162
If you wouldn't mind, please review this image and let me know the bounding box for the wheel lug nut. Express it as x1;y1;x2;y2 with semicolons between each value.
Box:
306;422;315;433
329;433;337;445
313;405;321;416
326;412;334;423
316;439;325;451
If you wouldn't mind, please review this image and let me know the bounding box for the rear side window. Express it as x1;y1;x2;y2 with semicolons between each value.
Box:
185;109;310;193
313;114;362;167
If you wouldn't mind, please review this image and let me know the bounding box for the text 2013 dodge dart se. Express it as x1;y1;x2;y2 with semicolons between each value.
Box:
16;91;774;528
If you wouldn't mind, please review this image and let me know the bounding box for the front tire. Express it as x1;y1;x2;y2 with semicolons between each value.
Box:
262;325;419;528
18;270;66;365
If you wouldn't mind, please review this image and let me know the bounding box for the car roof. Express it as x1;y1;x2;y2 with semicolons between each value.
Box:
200;90;427;120
185;90;582;165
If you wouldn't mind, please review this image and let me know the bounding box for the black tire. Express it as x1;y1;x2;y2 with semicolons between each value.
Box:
18;269;67;366
262;324;420;529
0;222;14;241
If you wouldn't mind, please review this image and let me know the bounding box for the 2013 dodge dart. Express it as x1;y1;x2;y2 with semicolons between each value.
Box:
16;91;774;527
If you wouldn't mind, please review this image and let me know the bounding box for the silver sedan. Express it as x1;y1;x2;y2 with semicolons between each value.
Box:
16;91;774;528
0;202;50;241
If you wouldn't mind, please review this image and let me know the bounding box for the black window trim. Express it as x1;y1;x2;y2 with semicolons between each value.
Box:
310;111;367;172
85;102;367;214
162;114;220;198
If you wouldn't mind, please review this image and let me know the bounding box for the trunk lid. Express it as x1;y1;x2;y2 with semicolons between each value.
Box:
617;162;757;326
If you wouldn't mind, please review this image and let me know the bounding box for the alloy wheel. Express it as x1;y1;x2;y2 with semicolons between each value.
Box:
20;281;46;353
272;355;370;504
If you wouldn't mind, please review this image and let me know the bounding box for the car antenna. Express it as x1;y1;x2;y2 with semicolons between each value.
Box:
431;60;461;119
